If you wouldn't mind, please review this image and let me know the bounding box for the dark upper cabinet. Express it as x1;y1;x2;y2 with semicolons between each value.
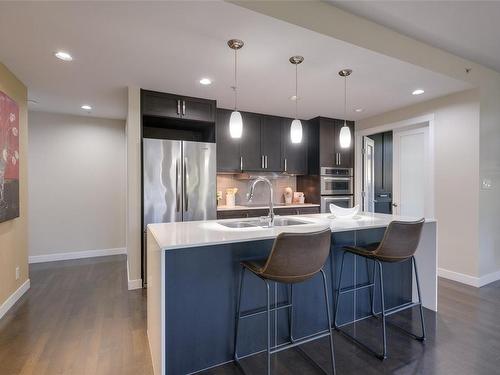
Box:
261;115;282;172
141;90;215;122
282;117;308;175
239;112;262;171
319;118;336;168
307;117;355;174
216;109;241;172
181;96;215;122
333;119;355;168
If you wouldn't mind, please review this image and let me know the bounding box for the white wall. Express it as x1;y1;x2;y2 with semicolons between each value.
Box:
28;111;126;260
357;89;480;279
126;87;142;289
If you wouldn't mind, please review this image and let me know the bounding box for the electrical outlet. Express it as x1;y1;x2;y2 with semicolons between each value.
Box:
15;266;20;280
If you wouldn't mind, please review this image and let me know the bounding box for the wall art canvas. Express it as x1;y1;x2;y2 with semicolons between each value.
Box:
0;90;20;223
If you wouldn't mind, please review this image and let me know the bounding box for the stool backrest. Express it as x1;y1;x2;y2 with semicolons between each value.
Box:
375;219;425;261
260;228;331;283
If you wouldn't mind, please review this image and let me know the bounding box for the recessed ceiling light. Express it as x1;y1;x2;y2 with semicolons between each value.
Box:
81;104;92;111
199;78;212;85
54;51;73;61
355;108;364;113
412;89;425;96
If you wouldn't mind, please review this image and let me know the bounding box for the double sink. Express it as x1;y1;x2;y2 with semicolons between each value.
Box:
218;217;310;229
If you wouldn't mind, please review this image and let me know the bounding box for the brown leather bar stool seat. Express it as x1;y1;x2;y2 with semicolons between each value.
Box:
334;219;426;360
234;228;336;375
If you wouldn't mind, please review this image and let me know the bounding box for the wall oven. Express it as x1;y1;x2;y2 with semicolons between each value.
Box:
321;196;354;212
320;168;353;195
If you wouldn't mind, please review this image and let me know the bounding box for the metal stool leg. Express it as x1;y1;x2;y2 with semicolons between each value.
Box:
320;269;336;375
333;251;347;329
376;260;387;359
412;256;426;341
234;266;246;362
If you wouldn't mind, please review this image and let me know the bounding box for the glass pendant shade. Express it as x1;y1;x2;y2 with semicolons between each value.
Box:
339;123;351;148
290;119;302;143
229;110;243;138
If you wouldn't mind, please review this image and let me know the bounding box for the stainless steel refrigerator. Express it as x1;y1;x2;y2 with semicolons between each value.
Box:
142;139;216;285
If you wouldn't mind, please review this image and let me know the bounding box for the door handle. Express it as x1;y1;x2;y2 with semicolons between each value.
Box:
182;100;186;116
177;100;181;115
175;159;181;212
184;158;188;211
392;203;398;207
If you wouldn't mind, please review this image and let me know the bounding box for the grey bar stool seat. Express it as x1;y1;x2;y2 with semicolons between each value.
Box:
334;219;426;360
234;228;336;375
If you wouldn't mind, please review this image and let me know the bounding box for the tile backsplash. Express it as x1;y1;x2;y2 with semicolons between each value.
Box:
217;174;297;205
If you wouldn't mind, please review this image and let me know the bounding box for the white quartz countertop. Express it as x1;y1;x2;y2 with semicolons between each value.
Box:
217;203;320;211
148;212;436;252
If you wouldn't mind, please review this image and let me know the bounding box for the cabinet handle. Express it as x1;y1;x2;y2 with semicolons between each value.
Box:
265;155;268;169
338;153;341;165
177;100;180;115
261;155;264;169
240;156;243;171
284;158;287;172
182;100;186;116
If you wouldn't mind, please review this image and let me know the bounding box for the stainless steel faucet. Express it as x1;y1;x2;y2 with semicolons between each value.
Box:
248;177;274;227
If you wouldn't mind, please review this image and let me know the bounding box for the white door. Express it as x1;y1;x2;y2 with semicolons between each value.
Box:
393;126;431;218
362;137;375;212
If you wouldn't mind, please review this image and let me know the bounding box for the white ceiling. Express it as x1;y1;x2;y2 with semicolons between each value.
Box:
332;0;500;74
0;1;471;120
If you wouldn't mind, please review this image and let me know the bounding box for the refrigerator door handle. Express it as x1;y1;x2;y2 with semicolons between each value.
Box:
183;157;188;212
175;159;181;212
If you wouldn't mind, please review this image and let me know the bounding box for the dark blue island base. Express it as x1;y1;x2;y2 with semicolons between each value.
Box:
163;228;412;374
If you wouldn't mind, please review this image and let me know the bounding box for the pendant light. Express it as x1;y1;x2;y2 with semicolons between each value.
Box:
289;56;304;144
338;69;352;148
228;39;244;139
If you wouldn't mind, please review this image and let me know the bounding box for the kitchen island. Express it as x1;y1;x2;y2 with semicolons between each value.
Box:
147;212;437;375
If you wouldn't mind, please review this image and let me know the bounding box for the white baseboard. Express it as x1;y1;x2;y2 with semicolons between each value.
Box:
478;269;500;287
29;247;126;264
128;278;143;290
438;268;500;288
0;279;30;321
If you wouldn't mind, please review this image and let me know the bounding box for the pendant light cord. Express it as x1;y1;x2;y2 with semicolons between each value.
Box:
295;63;298;119
234;48;238;111
344;74;348;126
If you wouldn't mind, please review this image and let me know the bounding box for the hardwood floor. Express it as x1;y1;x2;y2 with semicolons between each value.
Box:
0;255;499;375
0;255;153;375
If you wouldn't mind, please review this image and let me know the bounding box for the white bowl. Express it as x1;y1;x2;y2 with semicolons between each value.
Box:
329;204;360;218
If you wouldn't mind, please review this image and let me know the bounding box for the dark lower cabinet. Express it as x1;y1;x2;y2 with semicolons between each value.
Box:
282;118;308;175
217;206;320;219
216;109;241;172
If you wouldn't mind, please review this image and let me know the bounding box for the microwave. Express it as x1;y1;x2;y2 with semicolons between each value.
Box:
320;175;353;195
320;167;353;177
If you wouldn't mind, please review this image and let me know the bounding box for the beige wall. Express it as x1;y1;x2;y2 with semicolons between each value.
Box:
28;111;126;258
0;63;28;306
357;89;480;277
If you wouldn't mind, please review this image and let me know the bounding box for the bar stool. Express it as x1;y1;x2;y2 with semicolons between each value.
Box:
334;219;426;360
234;228;336;375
